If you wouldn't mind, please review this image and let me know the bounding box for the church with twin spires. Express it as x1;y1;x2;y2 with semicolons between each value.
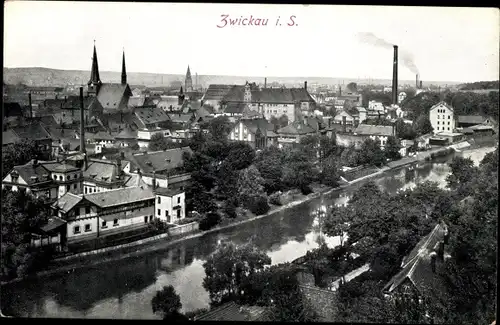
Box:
87;42;132;113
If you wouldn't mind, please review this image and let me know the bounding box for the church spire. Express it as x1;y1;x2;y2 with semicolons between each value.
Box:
121;49;127;85
88;41;101;86
185;65;193;92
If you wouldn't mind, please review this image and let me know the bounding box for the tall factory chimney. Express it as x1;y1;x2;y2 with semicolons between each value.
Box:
264;77;267;88
79;87;88;170
416;74;419;89
28;93;33;119
392;45;398;105
304;81;307;91
420;81;423;89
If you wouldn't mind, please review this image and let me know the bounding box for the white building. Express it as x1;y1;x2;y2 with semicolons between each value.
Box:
429;101;455;135
155;187;186;223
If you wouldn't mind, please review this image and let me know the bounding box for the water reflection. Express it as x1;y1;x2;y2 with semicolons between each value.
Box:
2;147;495;319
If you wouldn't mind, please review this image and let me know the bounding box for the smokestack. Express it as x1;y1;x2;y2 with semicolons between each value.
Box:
304;81;307;91
28;93;33;119
392;45;398;105
339;85;342;96
79;87;88;170
416;74;419;89
264;78;267;88
420;81;423;89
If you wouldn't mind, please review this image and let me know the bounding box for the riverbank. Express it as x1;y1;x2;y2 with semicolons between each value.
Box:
0;140;480;286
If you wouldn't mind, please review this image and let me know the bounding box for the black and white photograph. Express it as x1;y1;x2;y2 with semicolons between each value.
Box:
1;2;498;323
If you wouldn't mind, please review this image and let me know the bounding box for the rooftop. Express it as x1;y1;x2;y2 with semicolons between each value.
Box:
194;302;270;321
354;124;394;137
84;186;155;208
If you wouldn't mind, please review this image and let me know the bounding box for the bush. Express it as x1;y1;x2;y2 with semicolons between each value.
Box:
223;203;237;219
300;185;313;195
148;219;173;233
199;212;222;231
269;191;283;206
246;195;270;215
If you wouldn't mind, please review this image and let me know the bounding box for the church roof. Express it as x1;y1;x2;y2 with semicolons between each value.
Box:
202;84;234;101
97;83;132;111
134;106;171;126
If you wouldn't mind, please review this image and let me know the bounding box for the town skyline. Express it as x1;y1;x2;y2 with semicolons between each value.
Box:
4;2;499;83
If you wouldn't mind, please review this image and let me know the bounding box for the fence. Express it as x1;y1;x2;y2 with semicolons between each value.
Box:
168;222;199;237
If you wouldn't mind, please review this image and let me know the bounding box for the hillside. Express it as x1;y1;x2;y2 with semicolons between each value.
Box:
3;67;463;89
459;80;499;91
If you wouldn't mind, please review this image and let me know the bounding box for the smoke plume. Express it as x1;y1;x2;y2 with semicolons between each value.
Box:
356;32;419;74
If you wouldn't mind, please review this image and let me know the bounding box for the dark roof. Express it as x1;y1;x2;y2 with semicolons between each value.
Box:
7;160;54;185
128;147;193;174
3;102;24;117
430;101;454;112
223;85;315;104
383;222;449;295
2;129;19;145
50;163;80;172
84;159;122;183
277;120;316;135
97;83;132;111
127;96;146;108
87;131;115;141
53;192;82;213
11;122;52;141
225;101;247;114
134;106;171;126
354;124;394;137
194;302;270;321
457;115;487;125
240;118;274;134
40;216;67;232
84;186;155;208
115;127;138;139
202;84;234;101
154;187;184;197
168;113;193;124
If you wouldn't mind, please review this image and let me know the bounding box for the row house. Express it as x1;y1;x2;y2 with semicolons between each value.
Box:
333;107;367;127
52;183;187;246
2;159;83;200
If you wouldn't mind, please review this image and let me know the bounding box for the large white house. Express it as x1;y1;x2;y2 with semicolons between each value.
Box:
429;101;455;135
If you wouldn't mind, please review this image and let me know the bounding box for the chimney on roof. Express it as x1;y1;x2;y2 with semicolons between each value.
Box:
32;158;38;167
392;45;398;105
304;81;307;91
136;168;142;186
28;93;33;119
430;251;437;273
152;170;157;190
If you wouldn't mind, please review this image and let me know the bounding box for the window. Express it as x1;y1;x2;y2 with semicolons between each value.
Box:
437;121;440;125
149;215;153;222
102;221;107;228
53;175;57;180
157;209;161;216
73;183;77;189
113;219;119;226
180;186;184;191
84;187;88;194
85;206;90;214
448;115;450;119
144;216;148;224
157;196;161;204
73;226;81;234
84;224;91;232
448;127;450;131
448;121;450;125
66;185;70;191
177;197;181;204
177;209;181;218
165;210;169;217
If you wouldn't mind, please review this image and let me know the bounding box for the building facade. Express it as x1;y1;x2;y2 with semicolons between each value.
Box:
429;101;455;135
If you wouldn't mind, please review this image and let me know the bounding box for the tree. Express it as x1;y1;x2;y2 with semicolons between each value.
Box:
151;285;183;320
413;114;434;136
1;190;51;279
346;82;358;93
148;133;179;151
446;156;477;198
270;116;280;131
254;146;285;194
2;139;44;178
324;206;350;248
224;142;255;171
198;212;222;231
282;149;317;193
202;242;271;306
278;114;289;128
384;136;402;161
320;155;341;187
358;138;385;167
340;144;360;167
395;118;417;140
185;180;217;214
205;116;232;142
237;165;266;206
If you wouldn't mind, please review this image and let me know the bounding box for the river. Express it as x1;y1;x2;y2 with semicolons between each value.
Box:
1;146;495;319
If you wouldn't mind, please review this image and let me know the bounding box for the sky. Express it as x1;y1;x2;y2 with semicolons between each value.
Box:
4;2;500;82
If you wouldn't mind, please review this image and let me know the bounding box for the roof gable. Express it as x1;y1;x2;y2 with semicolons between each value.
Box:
84;186;155;208
97;83;132;110
430;101;454;113
130;147;193;174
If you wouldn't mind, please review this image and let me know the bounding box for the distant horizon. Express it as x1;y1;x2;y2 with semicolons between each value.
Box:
4;66;484;85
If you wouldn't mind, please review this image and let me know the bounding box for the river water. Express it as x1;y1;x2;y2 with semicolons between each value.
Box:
1;146;495;319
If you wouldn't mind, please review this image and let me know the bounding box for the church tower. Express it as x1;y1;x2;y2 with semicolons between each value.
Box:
185;65;193;92
87;41;102;97
178;86;185;106
121;50;127;85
